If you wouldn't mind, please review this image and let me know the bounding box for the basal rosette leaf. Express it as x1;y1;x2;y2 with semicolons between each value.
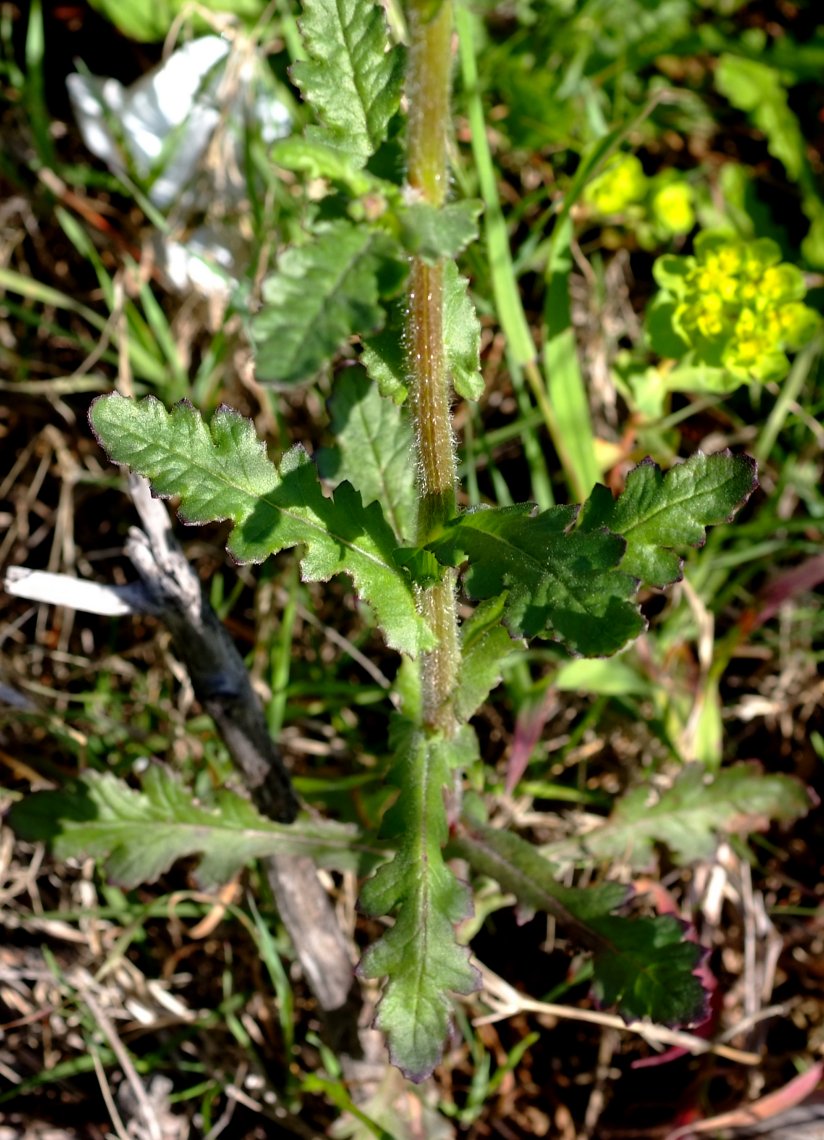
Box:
580;451;758;587
292;0;404;165
453;814;630;932
453;818;706;1027
426;504;644;656
589;915;705;1026
358;731;480;1082
9;768;377;889
250;221;404;385
545;762;809;870
89;394;433;656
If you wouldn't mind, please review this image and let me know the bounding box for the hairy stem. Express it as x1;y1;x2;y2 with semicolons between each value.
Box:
406;0;459;737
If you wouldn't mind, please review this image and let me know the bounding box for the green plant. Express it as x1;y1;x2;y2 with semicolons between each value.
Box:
10;0;811;1088
714;50;824;268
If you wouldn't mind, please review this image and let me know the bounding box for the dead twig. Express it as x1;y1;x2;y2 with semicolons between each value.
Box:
81;983;166;1140
125;474;299;823
121;475;365;1043
473;963;761;1066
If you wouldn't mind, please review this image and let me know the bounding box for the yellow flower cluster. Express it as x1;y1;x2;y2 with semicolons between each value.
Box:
584;154;648;216
583;153;695;239
652;233;819;383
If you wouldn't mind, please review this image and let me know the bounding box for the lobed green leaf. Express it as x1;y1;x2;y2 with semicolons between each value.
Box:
426;453;757;655
316;369;417;543
250;221;402;385
292;0;404;165
270;137;382;196
453;813;629;932
580;451;758;587
456;596;519;722
358;730;480;1081
426;502;644;656
361;263;484;405
396;200;482;263
89;394;434;656
590;915;705;1026
443;261;484;401
544;762;809;869
362;316;408;404
9;767;377;889
453;817;706;1026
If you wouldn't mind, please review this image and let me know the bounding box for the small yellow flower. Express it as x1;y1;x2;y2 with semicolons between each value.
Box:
761;264;804;303
716;246;742;275
695;294;726;338
584;154;647;215
778;302;820;347
651;182;695;234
